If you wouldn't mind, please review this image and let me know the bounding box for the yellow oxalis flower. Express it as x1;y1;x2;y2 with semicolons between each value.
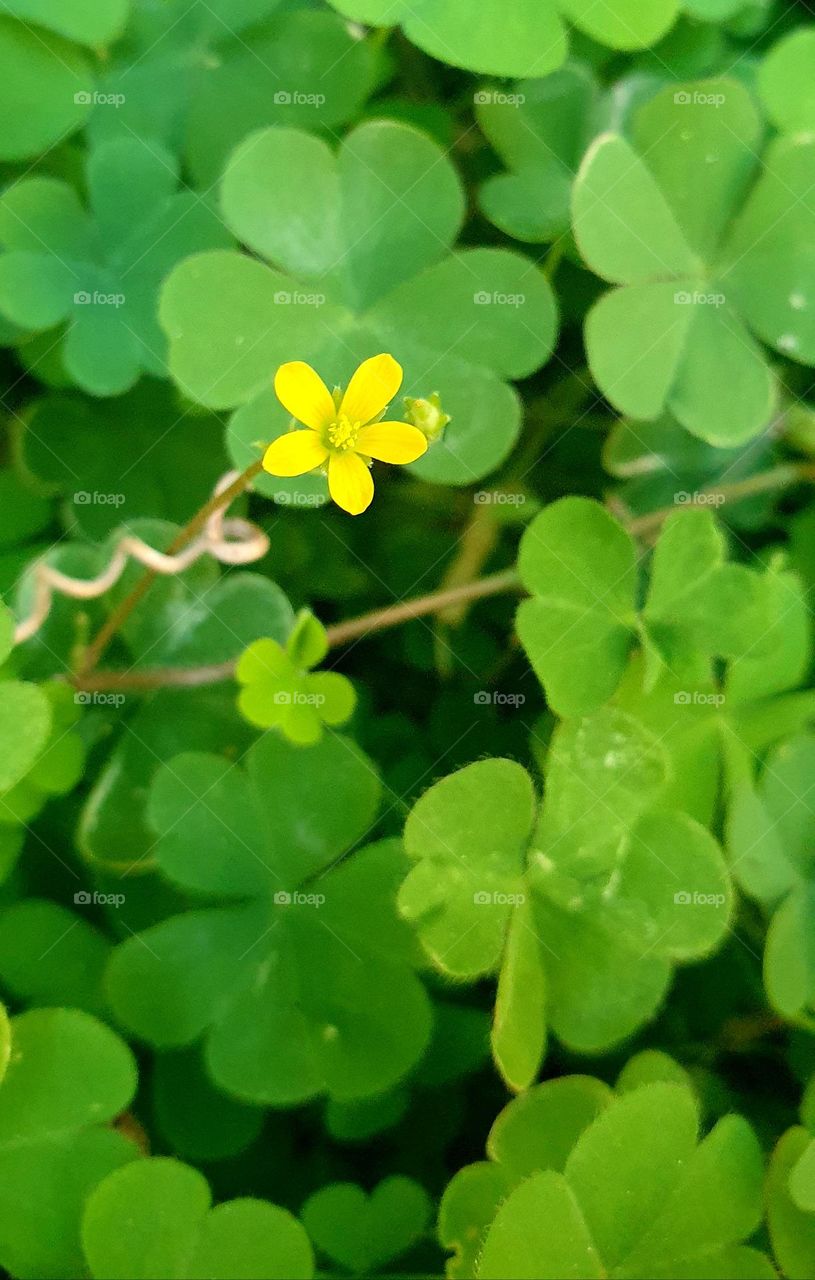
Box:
262;354;429;515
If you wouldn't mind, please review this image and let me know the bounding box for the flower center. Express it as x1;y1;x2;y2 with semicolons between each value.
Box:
326;414;360;451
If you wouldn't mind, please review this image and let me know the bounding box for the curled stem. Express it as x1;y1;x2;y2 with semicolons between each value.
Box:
76;460;265;677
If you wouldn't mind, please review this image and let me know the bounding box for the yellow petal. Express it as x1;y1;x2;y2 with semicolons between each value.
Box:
328;452;374;515
274;361;335;430
340;354;403;426
263;430;328;477
355;421;428;464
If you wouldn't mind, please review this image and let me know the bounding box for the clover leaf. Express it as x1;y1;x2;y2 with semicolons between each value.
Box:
759;28;815;134
438;1074;614;1276
302;1176;431;1275
477;63;599;243
83;1157;313;1280
161;121;558;487
325;0;694;76
21;381;230;539
78;687;253;874
0;898;110;1016
0;137;231;396
478;1083;770;1279
599;556;811;842
89;5;380;187
0;684;84;877
573;78;789;445
0;7;95;160
768;1123;815;1279
728;733;815;1022
0;622;76;842
106;735;432;1104
724;133;815;370
0;1007;137;1279
400;714;731;1086
0;0;130;46
237;612;356;745
517;498;775;719
152;1047;264;1163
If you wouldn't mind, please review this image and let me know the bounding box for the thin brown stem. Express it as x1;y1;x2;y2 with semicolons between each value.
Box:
325;567;521;647
627;462;815;540
73;458;815;694
78;460;264;678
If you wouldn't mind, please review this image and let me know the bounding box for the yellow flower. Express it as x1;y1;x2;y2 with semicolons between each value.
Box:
262;354;429;515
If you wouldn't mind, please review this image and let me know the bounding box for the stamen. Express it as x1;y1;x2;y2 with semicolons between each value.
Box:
327;414;360;451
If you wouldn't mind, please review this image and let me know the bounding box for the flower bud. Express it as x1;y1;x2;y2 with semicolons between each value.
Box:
403;393;450;443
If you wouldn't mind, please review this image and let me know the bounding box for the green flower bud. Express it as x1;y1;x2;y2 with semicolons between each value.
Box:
403;393;451;443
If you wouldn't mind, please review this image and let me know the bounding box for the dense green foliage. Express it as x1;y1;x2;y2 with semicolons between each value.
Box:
4;0;815;1277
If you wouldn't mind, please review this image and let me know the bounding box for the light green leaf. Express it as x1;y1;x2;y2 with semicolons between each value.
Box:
724;136;815;367
0;0;130;45
759;28;815;133
400;758;536;978
168;120;556;484
82;1158;314;1279
573;80;779;445
371;248;557;381
478;1084;766;1280
328;0;568;76
478;63;599;243
479;1170;602;1279
765;884;815;1020
492;897;547;1092
768;1128;815;1280
0;1008;137;1279
0;680;51;792
790;1138;815;1214
574;135;699;283
488;1076;613;1179
108;827;432;1106
0;138;231;395
160;249;341;410
516;498;638;718
0;17;91;160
